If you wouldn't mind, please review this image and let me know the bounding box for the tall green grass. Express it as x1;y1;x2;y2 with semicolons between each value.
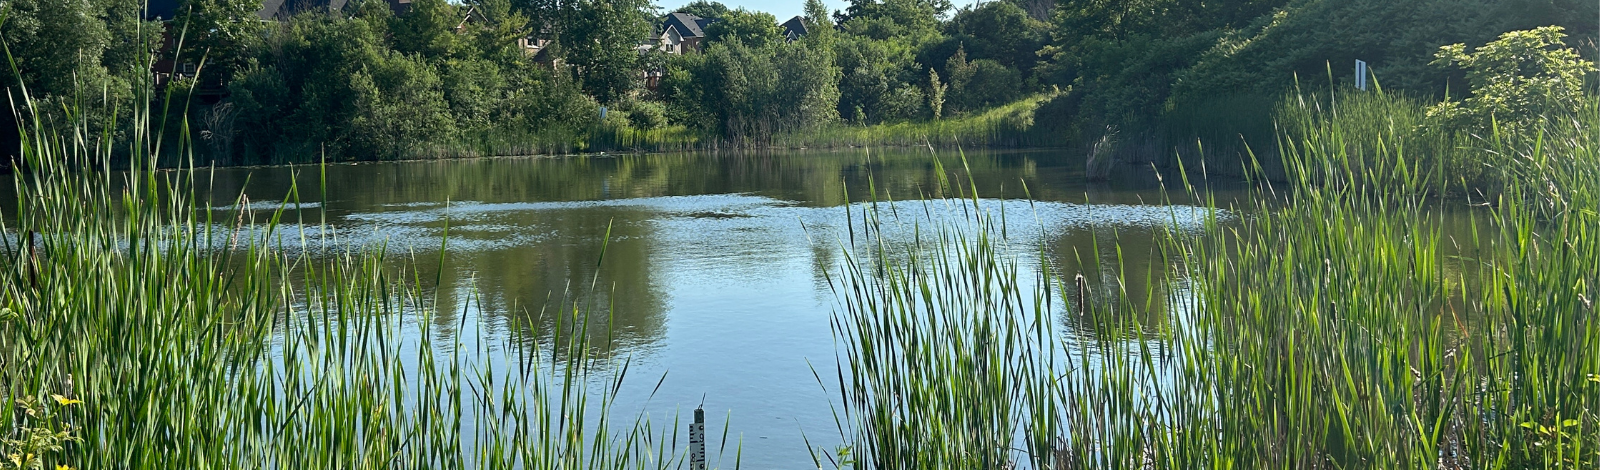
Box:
822;162;1064;469
828;92;1600;468
0;55;684;470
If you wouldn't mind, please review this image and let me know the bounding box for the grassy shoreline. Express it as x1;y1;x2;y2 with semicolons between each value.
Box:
823;89;1599;468
160;93;1069;167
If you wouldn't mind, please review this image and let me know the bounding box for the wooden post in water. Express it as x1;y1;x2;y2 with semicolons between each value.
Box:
1074;274;1089;315
689;407;706;470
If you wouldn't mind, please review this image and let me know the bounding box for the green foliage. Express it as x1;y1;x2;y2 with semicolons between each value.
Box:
461;0;535;63
219;13;597;162
1166;0;1597;102
1427;26;1596;135
832;88;1600;470
1277;87;1475;196
829;173;1060;470
1;395;79;470
624;98;667;128
0;0;150;137
174;0;264;82
773;92;1058;148
1037;0;1599;166
834;35;927;124
391;0;460;58
558;0;652;104
837;0;945;45
661;38;841;140
935;1;1047;73
349;52;455;158
0;0;119;98
440;57;507;131
802;0;834;44
0;82;679;469
943;50;1021;116
703;8;780;48
675;0;729;19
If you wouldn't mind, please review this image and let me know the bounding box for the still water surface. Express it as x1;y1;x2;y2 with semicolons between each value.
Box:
199;149;1240;468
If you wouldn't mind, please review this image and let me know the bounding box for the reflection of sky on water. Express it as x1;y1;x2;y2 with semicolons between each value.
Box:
0;150;1249;468
0;148;1504;467
218;190;1223;468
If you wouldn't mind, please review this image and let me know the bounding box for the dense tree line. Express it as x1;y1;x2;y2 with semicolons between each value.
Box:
655;0;1053;140
0;0;1591;163
1038;0;1597;151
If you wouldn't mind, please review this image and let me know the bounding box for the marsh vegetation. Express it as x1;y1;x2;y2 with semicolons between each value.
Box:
0;0;1596;469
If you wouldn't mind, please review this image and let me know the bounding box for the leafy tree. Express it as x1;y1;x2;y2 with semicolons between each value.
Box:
660;37;840;138
659;51;715;130
505;64;601;131
776;41;841;129
0;0;117;98
625;99;667;128
174;0;264;84
391;0;460;59
462;0;537;65
801;0;834;44
100;0;159;80
231;14;390;159
1427;26;1596;134
348;0;399;21
675;0;729;19
836;0;945;44
940;2;1046;72
835;40;894;123
704;8;781;48
560;0;652;104
440;58;508;132
349;52;454;158
700;40;781;139
227;65;291;163
1006;0;1052;21
0;0;159;155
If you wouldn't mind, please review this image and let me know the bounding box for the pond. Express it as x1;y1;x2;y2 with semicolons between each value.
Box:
192;149;1248;467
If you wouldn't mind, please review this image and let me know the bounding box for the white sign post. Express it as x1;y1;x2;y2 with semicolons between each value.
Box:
1355;60;1369;91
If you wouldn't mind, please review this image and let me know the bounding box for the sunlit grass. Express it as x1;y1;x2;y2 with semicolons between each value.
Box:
0;56;684;470
828;92;1600;468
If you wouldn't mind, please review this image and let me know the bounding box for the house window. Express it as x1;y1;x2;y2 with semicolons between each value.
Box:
182;62;197;76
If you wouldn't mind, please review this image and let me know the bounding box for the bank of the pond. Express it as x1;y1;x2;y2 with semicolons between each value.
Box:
6;27;1596;469
141;93;1069;168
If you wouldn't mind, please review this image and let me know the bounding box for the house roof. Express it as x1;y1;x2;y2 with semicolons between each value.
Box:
781;16;807;39
259;0;352;20
662;12;712;38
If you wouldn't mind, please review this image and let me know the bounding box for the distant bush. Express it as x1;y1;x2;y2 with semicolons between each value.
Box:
626;100;669;129
1427;26;1596;136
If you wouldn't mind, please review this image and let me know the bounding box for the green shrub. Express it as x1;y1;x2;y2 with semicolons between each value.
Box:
1427;26;1596;136
626;100;669;129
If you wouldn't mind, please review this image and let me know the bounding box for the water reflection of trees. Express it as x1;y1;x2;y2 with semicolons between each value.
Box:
184;149;1227;359
1042;224;1179;342
409;206;667;358
196;148;1178;213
